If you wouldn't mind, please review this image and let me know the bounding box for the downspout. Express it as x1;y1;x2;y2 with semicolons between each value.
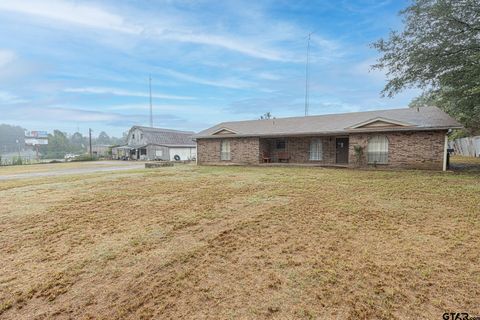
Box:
195;140;198;165
443;131;449;171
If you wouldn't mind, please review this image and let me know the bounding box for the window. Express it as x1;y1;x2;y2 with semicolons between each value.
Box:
132;134;135;139
276;139;286;150
140;133;144;140
309;139;323;161
140;148;147;155
367;135;389;164
221;140;231;160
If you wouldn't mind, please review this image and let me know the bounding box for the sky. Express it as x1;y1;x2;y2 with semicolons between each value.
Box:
0;0;419;137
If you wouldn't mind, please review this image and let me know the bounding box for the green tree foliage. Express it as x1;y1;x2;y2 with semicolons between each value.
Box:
0;124;25;153
40;130;72;159
372;0;480;134
70;132;87;153
96;131;111;145
260;112;274;120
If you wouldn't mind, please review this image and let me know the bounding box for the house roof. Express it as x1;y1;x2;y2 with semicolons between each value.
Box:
130;126;196;147
193;106;462;139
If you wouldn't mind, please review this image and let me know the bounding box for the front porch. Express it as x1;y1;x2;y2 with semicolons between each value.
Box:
258;136;350;165
258;162;349;168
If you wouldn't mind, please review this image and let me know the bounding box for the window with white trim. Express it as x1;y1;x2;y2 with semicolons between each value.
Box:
220;140;231;160
367;135;389;164
309;139;323;161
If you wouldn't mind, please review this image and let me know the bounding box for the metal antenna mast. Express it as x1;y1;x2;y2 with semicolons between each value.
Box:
149;75;153;127
304;32;314;117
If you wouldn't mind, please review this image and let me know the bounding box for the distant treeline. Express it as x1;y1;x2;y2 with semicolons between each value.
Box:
0;124;25;153
0;124;125;159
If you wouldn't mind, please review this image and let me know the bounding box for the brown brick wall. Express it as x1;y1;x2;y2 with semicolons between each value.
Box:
197;137;260;165
198;130;447;170
348;130;446;170
259;137;336;164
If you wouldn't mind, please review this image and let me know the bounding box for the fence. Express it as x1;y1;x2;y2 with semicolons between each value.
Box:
449;136;480;157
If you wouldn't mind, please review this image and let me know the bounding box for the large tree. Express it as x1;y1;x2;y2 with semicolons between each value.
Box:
0;124;25;153
40;130;72;159
96;131;111;145
372;0;480;134
69;132;87;153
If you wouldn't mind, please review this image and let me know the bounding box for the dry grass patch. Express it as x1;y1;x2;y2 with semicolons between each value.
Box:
0;165;479;319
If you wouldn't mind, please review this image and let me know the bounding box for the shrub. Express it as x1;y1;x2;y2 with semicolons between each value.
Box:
353;145;364;166
71;154;97;162
12;156;23;165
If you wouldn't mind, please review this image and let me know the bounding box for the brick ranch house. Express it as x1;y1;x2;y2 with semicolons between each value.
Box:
193;107;462;170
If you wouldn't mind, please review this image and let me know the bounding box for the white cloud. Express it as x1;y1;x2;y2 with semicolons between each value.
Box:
0;0;141;34
0;49;16;68
0;90;28;104
157;68;254;89
106;103;220;116
2;105;186;128
64;87;195;100
350;57;386;82
159;32;291;62
0;0;312;62
256;72;282;81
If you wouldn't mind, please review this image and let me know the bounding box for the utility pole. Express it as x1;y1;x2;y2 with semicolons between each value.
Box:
305;32;314;117
89;128;92;158
149;75;153;127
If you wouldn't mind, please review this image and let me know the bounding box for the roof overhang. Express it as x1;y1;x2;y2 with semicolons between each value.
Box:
112;145;134;150
128;143;196;148
193;126;461;140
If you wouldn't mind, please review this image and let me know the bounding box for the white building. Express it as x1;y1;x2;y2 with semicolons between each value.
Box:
112;126;196;161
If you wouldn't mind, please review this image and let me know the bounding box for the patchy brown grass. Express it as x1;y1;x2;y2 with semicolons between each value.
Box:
0;165;479;319
450;155;480;172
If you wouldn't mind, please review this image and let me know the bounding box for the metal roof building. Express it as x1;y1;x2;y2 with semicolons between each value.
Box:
112;126;196;161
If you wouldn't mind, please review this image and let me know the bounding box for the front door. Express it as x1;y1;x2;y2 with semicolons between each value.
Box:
336;138;349;164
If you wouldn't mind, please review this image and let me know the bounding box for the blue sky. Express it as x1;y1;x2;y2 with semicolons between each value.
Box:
0;0;418;137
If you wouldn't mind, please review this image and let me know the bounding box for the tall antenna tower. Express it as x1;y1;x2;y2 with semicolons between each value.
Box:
304;32;314;117
149;75;153;127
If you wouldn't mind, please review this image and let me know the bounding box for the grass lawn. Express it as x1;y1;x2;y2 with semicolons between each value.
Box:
0;163;479;319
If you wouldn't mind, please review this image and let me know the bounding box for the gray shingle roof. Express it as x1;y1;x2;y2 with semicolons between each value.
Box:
193;106;462;139
133;126;196;146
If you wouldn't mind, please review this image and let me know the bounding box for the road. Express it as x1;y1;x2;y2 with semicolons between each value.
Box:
0;161;145;181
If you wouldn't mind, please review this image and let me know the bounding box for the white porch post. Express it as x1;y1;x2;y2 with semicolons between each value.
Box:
443;133;448;171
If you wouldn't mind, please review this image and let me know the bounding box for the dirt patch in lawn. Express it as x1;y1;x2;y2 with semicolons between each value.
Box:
450;155;480;172
0;166;479;319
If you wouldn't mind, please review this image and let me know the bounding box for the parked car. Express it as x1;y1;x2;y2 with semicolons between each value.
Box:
64;153;78;161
